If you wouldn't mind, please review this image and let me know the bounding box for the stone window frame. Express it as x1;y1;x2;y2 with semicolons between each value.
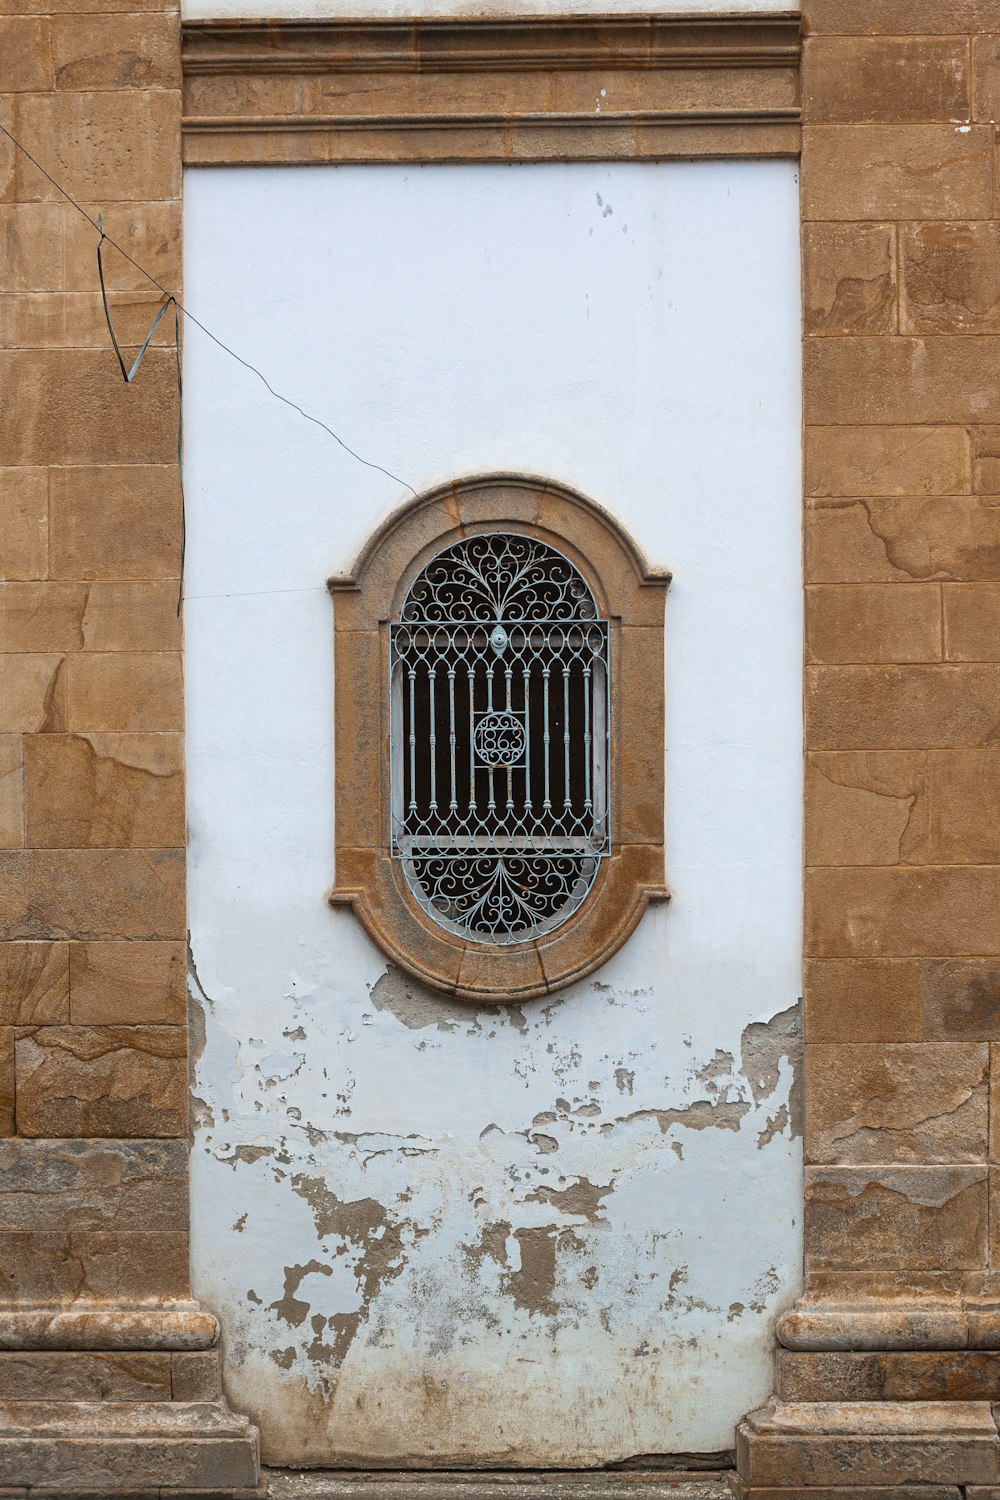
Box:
328;473;670;1003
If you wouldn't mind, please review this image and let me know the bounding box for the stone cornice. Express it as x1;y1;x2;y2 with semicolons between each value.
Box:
182;12;801;164
183;14;802;74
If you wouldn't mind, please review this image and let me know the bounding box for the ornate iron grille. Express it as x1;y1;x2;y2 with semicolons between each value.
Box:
389;533;610;945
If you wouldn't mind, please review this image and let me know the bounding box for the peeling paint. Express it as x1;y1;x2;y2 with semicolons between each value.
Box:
185;158;803;1469
271;1261;334;1329
740;1002;803;1136
524;1178;612;1224
369;964;527;1035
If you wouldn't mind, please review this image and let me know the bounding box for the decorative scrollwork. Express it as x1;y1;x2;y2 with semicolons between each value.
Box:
401;533;597;624
404;853;599;946
391;531;609;945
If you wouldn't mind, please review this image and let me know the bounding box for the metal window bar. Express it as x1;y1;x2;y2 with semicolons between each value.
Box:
389;534;611;945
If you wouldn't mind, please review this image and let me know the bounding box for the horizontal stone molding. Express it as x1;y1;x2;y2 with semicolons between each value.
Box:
0;1302;219;1351
183;15;802;74
779;1298;1000;1353
736;1398;1000;1489
182;14;801;165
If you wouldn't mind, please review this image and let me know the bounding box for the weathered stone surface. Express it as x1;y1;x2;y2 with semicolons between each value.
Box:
0;1031;13;1137
805;426;970;498
944;583;1000;661
1;583;181;654
806;337;1000;426
806;867;1000;957
902;222;1000;335
0;1401;258;1489
0;1138;187;1229
70;939;185;1024
802;127;994;221
14;1024;186;1137
48;466;180;580
0;1230;189;1302
0;737;21;850
972;34;1000;122
804;958;923;1042
0;583;88;651
805;752;927;866
924;960;1000;1040
0;202;179;295
3;93;180;204
266;1480;724;1500
777;1348;1000;1403
66;653;182;732
0;290;174;351
172;1350;222;1402
804;0;998;32
0;1351;170;1400
0;849;183;939
51;13;179;89
803;37;969;124
0;17;51;90
0;943;68;1024
805;1044;988;1165
992;1070;1000;1164
928;749;1000;863
24;732;184;847
0;1301;217;1351
82;581;182;652
0;351;177;466
803;1167;987;1272
803;224;896;335
807;584;941;664
806;496;1000;585
0;470;47;581
806;665;1000;750
732;1488;958;1500
777;1274;987;1351
973;432;1000;495
0;656;64;732
737;1398;1000;1488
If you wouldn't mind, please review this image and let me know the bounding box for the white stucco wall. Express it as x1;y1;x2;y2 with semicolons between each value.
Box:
184;159;802;1467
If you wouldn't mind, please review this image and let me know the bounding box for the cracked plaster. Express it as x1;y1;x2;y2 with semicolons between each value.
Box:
183;160;802;1466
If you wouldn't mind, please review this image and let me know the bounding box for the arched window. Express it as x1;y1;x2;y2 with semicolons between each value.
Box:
328;474;669;1004
389;534;610;944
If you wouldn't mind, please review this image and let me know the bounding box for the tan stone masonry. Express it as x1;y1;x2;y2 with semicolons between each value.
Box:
735;1;1000;1492
0;0;260;1490
5;0;1000;1492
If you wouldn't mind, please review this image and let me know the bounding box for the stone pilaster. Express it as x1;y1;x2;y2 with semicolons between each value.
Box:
0;0;259;1491
737;0;1000;1492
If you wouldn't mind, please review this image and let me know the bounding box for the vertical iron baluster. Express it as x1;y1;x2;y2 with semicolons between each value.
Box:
505;661;514;813
523;660;532;815
562;660;571;810
448;664;457;814
542;664;551;812
408;665;417;813
583;662;592;813
467;661;477;813
486;654;495;813
428;663;437;813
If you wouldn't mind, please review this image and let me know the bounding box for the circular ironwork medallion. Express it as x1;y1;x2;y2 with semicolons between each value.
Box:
474;710;526;770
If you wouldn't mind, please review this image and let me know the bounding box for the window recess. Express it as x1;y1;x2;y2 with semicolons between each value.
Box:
328;474;669;1004
390;534;610;945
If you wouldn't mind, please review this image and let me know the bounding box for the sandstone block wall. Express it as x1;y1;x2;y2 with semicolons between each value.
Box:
0;0;188;1314
802;0;1000;1294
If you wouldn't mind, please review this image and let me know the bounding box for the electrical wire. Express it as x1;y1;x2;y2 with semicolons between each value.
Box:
0;118;419;499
